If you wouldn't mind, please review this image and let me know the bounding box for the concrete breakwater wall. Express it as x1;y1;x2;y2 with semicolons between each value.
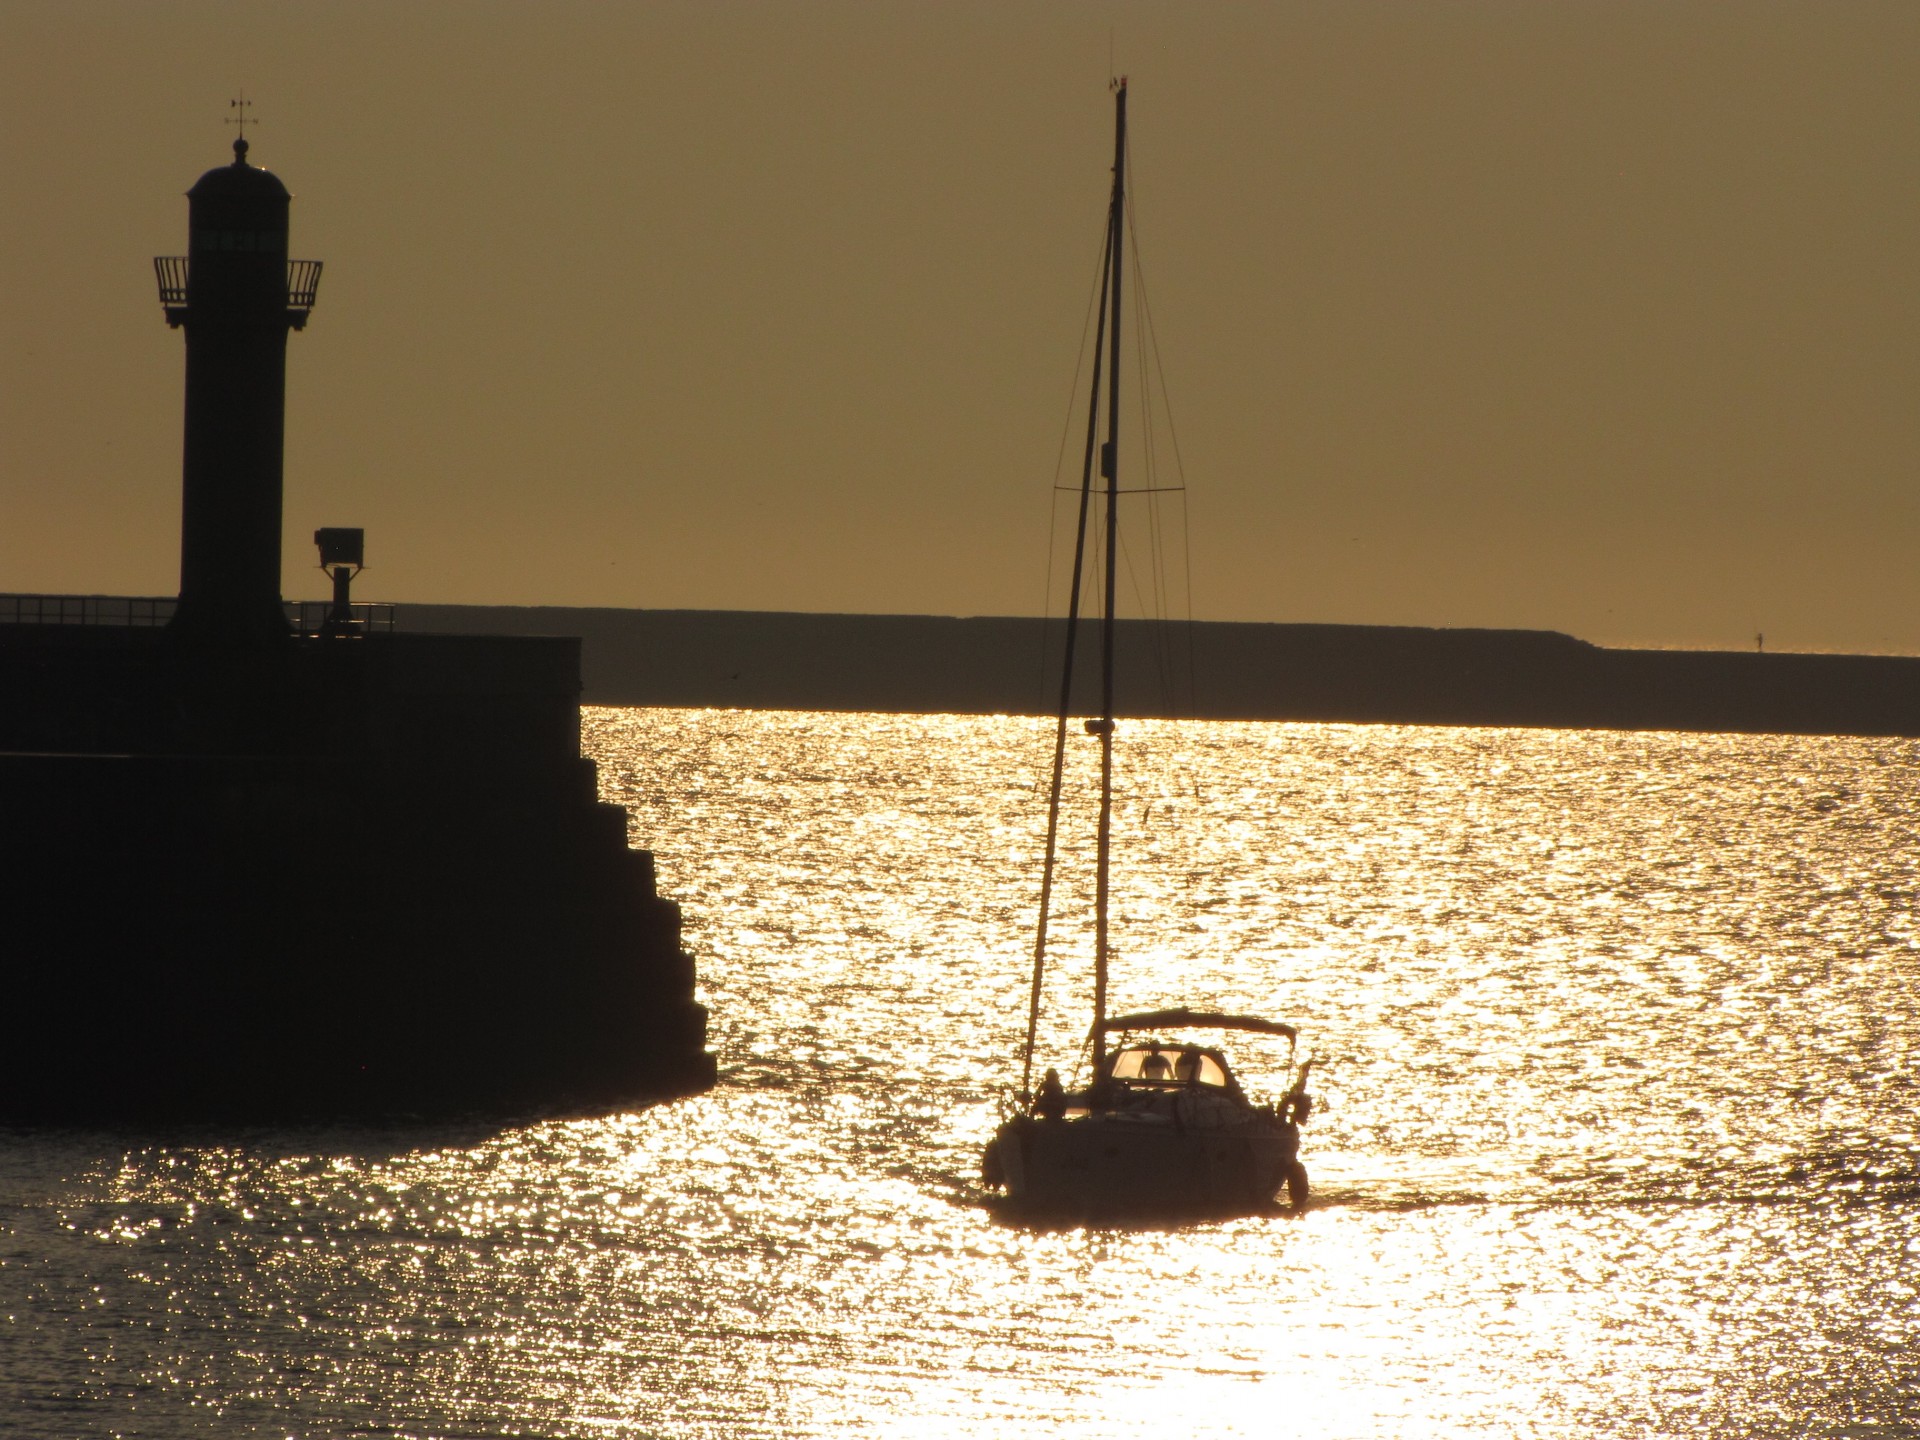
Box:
0;625;714;1124
399;606;1920;737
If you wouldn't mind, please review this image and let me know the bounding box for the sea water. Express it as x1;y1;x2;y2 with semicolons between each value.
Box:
2;709;1916;1437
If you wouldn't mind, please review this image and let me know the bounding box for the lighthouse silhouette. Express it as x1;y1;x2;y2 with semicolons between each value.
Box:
0;120;714;1125
155;129;322;642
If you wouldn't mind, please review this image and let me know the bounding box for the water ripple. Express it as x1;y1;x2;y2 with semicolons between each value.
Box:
0;713;1915;1436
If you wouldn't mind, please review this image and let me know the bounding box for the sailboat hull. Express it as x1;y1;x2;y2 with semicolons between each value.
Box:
987;1111;1302;1221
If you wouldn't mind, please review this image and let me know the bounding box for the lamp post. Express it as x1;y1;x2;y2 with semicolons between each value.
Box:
314;527;365;638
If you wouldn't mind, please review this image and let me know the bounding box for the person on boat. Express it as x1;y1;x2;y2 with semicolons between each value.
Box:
1282;1062;1315;1124
1278;1114;1310;1208
1035;1067;1066;1121
1141;1050;1173;1082
1278;1079;1313;1207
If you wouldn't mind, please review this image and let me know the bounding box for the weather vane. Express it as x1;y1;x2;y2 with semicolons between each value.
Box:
226;92;254;155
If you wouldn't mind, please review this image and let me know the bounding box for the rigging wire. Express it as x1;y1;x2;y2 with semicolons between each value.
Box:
1141;283;1201;716
1122;146;1195;716
1131;251;1179;712
1126;174;1201;715
1039;225;1121;707
1121;153;1167;666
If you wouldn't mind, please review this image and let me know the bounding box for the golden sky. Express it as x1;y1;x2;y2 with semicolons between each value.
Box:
2;1;1916;652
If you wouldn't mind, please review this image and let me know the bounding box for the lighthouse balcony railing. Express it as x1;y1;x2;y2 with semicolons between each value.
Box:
152;256;324;327
286;258;323;310
153;255;189;327
153;256;189;306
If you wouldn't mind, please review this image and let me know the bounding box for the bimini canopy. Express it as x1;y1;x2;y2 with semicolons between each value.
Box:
1094;1008;1297;1041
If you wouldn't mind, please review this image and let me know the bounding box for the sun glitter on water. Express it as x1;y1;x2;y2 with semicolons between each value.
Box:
1;710;1915;1437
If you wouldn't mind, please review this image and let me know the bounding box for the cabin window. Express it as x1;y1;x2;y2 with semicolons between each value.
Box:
1181;1053;1229;1087
1108;1046;1229;1087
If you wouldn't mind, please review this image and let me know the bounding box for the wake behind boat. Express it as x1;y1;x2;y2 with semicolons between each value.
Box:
981;81;1315;1223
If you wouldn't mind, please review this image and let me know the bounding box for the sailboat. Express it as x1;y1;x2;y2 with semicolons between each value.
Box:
980;80;1314;1221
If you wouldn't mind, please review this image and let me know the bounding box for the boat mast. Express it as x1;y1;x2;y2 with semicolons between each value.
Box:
1019;219;1114;1106
1093;78;1126;1076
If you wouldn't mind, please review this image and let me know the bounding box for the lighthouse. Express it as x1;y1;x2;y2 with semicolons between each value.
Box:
0;121;715;1124
154;132;322;642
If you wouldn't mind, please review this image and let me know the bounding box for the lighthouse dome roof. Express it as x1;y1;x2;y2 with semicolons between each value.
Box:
188;139;290;200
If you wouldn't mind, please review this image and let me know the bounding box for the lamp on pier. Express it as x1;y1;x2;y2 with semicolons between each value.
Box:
314;527;364;638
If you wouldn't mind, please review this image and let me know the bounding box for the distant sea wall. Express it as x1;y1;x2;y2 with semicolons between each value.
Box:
397;605;1920;737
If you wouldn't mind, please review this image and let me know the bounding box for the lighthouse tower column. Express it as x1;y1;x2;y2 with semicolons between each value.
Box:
155;134;321;643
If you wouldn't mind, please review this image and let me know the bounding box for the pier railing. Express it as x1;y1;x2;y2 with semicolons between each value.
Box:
0;594;395;635
0;594;176;626
285;600;397;635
